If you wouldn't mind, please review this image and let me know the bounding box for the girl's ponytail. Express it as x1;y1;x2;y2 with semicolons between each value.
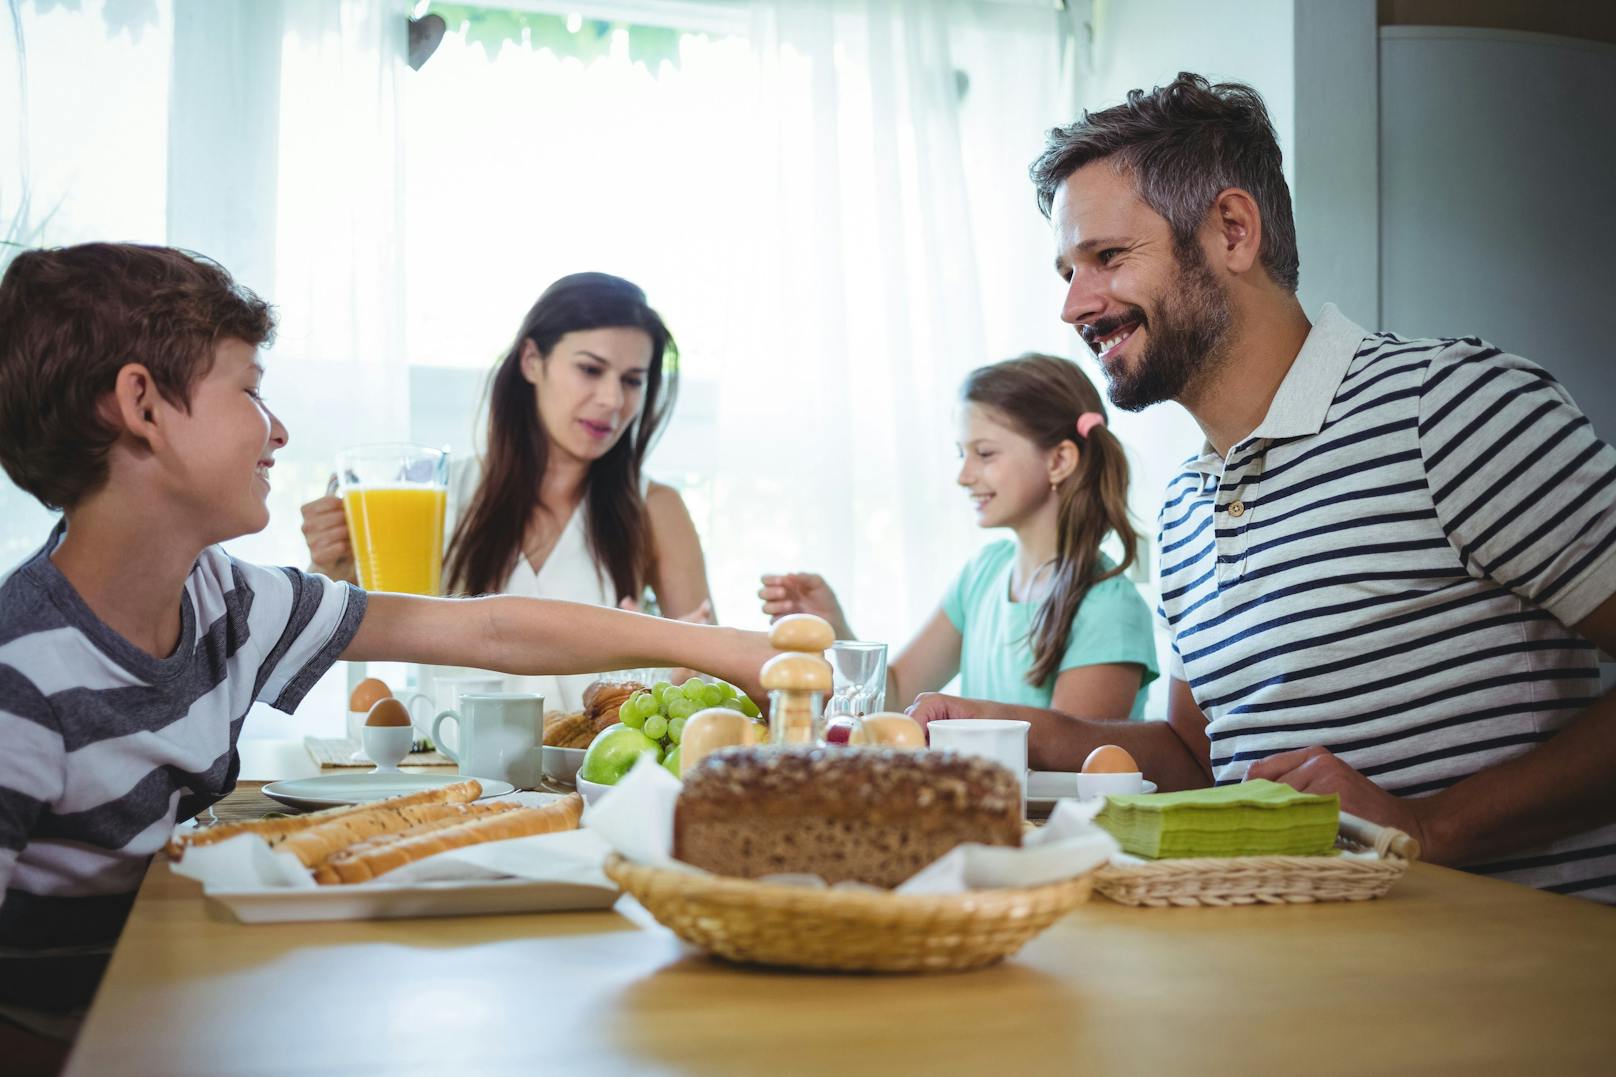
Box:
961;354;1139;688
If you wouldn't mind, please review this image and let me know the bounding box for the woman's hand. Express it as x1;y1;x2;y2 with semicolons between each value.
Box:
619;596;715;625
300;479;356;583
758;572;851;638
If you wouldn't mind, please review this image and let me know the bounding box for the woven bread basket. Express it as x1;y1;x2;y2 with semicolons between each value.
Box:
603;854;1097;973
1093;811;1419;907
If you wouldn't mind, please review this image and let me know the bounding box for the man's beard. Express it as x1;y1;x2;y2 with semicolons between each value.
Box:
1095;246;1232;413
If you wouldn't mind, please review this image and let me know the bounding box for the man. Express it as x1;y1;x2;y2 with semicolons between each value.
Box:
910;73;1616;901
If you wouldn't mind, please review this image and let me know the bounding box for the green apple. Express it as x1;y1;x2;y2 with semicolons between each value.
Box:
661;745;682;780
579;723;661;785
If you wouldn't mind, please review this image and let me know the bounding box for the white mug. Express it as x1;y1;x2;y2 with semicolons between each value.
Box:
926;718;1031;817
432;692;544;789
414;673;506;748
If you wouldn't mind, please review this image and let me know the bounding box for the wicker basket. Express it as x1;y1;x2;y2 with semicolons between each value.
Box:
603;854;1097;973
1093;811;1419;907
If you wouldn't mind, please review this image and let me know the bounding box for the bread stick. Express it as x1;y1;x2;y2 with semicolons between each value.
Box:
320;793;584;884
308;801;522;883
167;778;483;859
279;802;491;868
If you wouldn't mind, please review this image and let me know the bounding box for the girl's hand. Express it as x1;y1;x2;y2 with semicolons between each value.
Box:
300;480;356;583
758;572;851;638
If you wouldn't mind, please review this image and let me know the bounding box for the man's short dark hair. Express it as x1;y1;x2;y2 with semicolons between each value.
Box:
0;243;275;509
1030;71;1300;293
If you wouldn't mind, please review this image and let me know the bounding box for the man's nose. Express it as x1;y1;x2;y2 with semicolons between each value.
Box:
1061;268;1105;329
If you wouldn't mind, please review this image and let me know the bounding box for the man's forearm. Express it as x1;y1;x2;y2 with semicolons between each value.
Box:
917;697;1208;790
1417;690;1616;865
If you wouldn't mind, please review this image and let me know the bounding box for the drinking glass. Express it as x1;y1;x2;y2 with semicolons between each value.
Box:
824;641;887;719
336;443;448;595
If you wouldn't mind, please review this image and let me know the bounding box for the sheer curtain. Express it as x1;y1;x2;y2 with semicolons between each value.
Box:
0;0;1084;732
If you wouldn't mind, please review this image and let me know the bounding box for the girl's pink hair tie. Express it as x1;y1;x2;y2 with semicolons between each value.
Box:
1076;411;1106;439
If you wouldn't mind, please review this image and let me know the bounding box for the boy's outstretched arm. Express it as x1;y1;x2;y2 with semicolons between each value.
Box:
343;593;776;701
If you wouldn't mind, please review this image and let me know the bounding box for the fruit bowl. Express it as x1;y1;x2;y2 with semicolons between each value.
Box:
576;775;615;807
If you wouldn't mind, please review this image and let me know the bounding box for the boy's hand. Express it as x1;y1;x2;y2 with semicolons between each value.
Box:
758;572;850;638
300;482;355;583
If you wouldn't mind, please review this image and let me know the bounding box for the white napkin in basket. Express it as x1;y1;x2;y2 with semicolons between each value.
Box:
587;754;1118;894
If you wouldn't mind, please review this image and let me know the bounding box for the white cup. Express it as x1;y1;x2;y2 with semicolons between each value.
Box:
416;673;505;750
346;690;430;762
926;718;1031;817
1075;771;1145;799
432;693;544;789
361;724;414;772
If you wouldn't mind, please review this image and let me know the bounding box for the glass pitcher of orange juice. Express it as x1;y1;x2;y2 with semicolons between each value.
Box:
336;444;448;595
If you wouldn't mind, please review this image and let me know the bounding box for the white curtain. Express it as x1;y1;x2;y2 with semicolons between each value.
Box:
0;0;1080;733
708;0;1071;651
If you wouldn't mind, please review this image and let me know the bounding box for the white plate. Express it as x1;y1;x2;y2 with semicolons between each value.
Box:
542;746;585;784
1027;770;1156;812
260;772;516;811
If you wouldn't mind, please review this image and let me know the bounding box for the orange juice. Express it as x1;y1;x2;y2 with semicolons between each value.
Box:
342;485;446;595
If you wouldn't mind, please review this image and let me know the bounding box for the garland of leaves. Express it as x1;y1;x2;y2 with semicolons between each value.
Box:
428;3;686;69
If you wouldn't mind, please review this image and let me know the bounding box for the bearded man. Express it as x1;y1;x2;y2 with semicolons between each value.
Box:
911;73;1616;902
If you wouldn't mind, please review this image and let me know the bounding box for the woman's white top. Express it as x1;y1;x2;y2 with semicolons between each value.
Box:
442;457;648;713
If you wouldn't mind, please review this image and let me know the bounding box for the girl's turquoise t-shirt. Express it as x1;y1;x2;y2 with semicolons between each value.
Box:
942;540;1159;718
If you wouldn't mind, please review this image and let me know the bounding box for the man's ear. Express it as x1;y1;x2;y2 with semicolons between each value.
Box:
110;363;165;448
1209;187;1263;276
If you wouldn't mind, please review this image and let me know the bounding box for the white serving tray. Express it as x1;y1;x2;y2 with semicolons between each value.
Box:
205;876;619;924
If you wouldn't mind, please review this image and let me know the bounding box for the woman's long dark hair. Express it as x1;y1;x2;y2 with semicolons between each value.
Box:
444;272;678;600
962;354;1139;688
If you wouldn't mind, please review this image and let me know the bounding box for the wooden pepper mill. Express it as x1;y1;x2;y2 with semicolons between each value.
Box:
760;614;835;746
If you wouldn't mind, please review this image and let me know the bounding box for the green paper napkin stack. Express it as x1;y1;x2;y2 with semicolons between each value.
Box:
1095;779;1340;859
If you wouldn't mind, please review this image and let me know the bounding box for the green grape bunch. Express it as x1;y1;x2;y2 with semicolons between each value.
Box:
617;677;762;763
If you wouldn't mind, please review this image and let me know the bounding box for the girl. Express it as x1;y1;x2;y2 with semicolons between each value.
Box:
302;272;714;709
760;353;1157;723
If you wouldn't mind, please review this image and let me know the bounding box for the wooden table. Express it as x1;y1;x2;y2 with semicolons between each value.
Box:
64;748;1616;1076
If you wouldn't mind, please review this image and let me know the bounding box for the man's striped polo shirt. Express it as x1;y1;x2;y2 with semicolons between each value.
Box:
1156;304;1616;901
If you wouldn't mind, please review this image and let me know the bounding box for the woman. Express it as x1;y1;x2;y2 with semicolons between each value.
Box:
761;353;1157;726
302;272;714;710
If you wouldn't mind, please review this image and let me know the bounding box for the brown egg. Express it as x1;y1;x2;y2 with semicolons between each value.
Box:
849;713;926;749
348;677;392;713
365;697;412;728
1082;744;1139;774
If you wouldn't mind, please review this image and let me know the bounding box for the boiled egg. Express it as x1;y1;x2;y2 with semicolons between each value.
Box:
849;713;926;749
348;677;392;713
1082;744;1139;774
365;697;412;728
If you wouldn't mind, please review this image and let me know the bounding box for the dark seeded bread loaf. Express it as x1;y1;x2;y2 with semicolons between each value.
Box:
673;747;1021;888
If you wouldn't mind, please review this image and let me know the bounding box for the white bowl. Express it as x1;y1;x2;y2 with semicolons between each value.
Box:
575;775;615;807
542;746;585;784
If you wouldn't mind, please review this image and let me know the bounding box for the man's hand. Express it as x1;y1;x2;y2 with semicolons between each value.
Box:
1246;746;1435;860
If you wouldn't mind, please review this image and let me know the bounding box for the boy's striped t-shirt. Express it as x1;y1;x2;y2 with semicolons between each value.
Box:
1157;305;1616;901
0;525;366;1009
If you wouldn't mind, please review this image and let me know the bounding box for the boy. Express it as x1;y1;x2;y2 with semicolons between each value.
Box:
0;243;774;1047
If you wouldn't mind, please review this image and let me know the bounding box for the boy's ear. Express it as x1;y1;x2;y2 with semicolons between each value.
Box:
110;363;165;447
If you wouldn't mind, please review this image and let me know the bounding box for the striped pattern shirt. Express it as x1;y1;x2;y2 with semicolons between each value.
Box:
0;524;365;1009
1157;305;1616;901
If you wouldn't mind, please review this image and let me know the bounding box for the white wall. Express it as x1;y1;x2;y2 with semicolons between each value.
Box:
1074;0;1298;714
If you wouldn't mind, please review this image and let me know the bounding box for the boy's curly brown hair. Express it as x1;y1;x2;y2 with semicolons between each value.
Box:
0;243;275;509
